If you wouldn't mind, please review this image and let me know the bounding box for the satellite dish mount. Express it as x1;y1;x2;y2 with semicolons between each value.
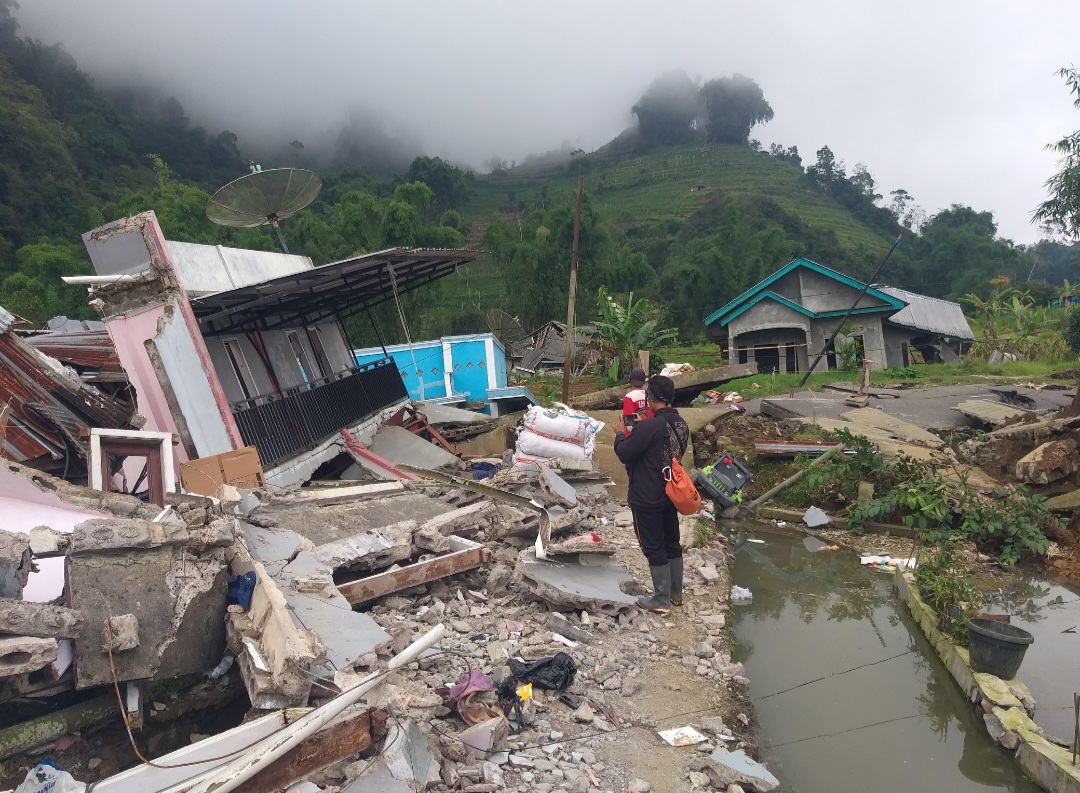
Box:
205;168;322;256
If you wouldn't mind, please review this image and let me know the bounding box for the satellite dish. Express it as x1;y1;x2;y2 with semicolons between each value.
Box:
206;168;322;254
485;308;530;355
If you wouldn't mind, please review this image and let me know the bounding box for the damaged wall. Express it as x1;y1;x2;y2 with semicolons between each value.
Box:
87;213;243;473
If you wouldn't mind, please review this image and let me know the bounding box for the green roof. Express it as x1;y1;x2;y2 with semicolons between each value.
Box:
704;258;906;328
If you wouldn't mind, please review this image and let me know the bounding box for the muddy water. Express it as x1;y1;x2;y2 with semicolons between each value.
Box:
731;527;1041;793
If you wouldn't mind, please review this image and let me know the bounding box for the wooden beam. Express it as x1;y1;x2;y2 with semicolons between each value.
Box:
338;537;490;605
235;708;387;793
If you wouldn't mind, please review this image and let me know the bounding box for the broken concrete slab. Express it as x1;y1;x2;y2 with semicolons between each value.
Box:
517;550;638;615
342;761;412;793
0;635;59;677
459;715;510;759
572;363;756;410
955;399;1035;428
381;718;441;787
0;532;30;599
692;746;779;792
285;481;405;506
1015;439;1078;485
241;523;308;577
0;599;83;639
281;589;390;672
415;401;491;425
537;466;578;509
840;408;944;448
420;501;496;536
789;416;896;442
314;520;416;573
69;544;228;688
68;517;190;553
369;425;462;472
822;381;904;398
414;524;450;553
1046;490;1080;512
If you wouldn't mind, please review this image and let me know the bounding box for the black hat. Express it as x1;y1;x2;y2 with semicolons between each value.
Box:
629;367;647;387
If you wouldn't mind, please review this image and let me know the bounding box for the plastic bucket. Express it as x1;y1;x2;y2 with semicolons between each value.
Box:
967;618;1033;679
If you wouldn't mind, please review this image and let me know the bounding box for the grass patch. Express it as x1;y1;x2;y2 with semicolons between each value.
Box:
695;520;719;547
660;342;724;369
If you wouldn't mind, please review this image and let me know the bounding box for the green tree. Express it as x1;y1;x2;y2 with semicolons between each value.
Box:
699;74;773;145
382;200;422;247
631;70;703;146
1034;66;1080;238
332;191;385;253
393;181;434;215
405;156;474;212
0;239;92;323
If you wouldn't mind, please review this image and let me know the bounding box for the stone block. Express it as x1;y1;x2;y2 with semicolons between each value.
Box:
0;599;82;639
413;524;450;554
69;518;189;553
1015;439;1078;485
459;715;509;759
0;635;58;677
102;614;140;652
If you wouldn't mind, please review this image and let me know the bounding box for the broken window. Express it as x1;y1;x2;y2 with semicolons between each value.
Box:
223;338;258;400
306;326;335;376
288;329;322;384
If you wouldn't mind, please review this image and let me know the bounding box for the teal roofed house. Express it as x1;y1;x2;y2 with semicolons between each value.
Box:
703;258;974;373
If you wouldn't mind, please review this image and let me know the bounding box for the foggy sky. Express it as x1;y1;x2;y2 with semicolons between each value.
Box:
16;0;1080;244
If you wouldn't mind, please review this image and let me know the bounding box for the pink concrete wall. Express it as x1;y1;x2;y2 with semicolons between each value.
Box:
105;305;189;466
0;467;105;602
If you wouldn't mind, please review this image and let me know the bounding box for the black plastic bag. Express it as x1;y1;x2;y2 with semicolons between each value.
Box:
508;652;577;690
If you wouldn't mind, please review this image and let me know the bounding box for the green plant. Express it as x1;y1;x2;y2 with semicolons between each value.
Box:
695;520;718;547
580;286;678;386
957;486;1061;566
913;545;984;646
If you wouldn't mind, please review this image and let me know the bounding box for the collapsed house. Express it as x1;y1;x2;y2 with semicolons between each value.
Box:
74;211;480;490
704;258;975;373
0;306;134;478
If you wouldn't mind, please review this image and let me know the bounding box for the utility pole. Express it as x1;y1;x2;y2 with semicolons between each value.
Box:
561;175;585;404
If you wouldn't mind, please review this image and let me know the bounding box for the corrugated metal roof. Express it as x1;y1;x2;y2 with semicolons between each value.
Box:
878;286;975;341
0;307;133;467
22;329;127;384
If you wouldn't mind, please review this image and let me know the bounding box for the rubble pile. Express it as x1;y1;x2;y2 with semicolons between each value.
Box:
0;423;763;792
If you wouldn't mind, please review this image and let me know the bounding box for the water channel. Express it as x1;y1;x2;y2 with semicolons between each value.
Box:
731;525;1043;793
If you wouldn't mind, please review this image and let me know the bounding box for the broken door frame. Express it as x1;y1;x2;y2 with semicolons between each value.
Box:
89;428;176;506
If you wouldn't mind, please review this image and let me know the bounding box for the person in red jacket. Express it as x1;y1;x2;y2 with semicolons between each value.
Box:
621;367;652;435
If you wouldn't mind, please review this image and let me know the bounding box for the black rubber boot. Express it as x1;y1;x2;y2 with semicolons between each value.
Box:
637;564;672;614
669;557;684;606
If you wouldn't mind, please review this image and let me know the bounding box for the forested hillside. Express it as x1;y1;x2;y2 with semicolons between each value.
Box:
1;1;1077;346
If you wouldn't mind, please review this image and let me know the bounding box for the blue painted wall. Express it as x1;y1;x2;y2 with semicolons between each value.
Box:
353;333;507;403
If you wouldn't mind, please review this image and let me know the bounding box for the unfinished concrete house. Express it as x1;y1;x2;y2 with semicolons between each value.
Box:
75;211;479;489
704;258;974;373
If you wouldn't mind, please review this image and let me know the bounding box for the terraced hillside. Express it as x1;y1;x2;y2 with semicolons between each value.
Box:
468;143;893;255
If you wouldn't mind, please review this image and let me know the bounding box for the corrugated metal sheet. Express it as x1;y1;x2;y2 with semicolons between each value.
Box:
878;286;975;341
22;329;127;384
0;314;133;467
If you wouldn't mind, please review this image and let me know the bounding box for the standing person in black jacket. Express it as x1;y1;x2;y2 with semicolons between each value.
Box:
613;375;690;614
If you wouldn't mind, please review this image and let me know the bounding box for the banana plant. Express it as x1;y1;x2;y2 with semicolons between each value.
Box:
580;286;678;384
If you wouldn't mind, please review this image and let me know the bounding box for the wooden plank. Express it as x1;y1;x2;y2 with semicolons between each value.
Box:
235;708;387;793
338;538;490;605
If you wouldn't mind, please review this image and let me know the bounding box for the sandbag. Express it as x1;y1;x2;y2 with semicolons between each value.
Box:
515;428;588;461
522;406;603;451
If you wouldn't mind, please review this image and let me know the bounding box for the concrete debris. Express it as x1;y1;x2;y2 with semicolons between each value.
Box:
459;714;510;758
1014;439;1078;485
516;550;639;615
691;747;780;792
0;599;82;640
954;398;1035;428
0;635;58;677
313;521;416;573
537;466;578;508
101;614;139;652
0;533;31;599
369;425;463;472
